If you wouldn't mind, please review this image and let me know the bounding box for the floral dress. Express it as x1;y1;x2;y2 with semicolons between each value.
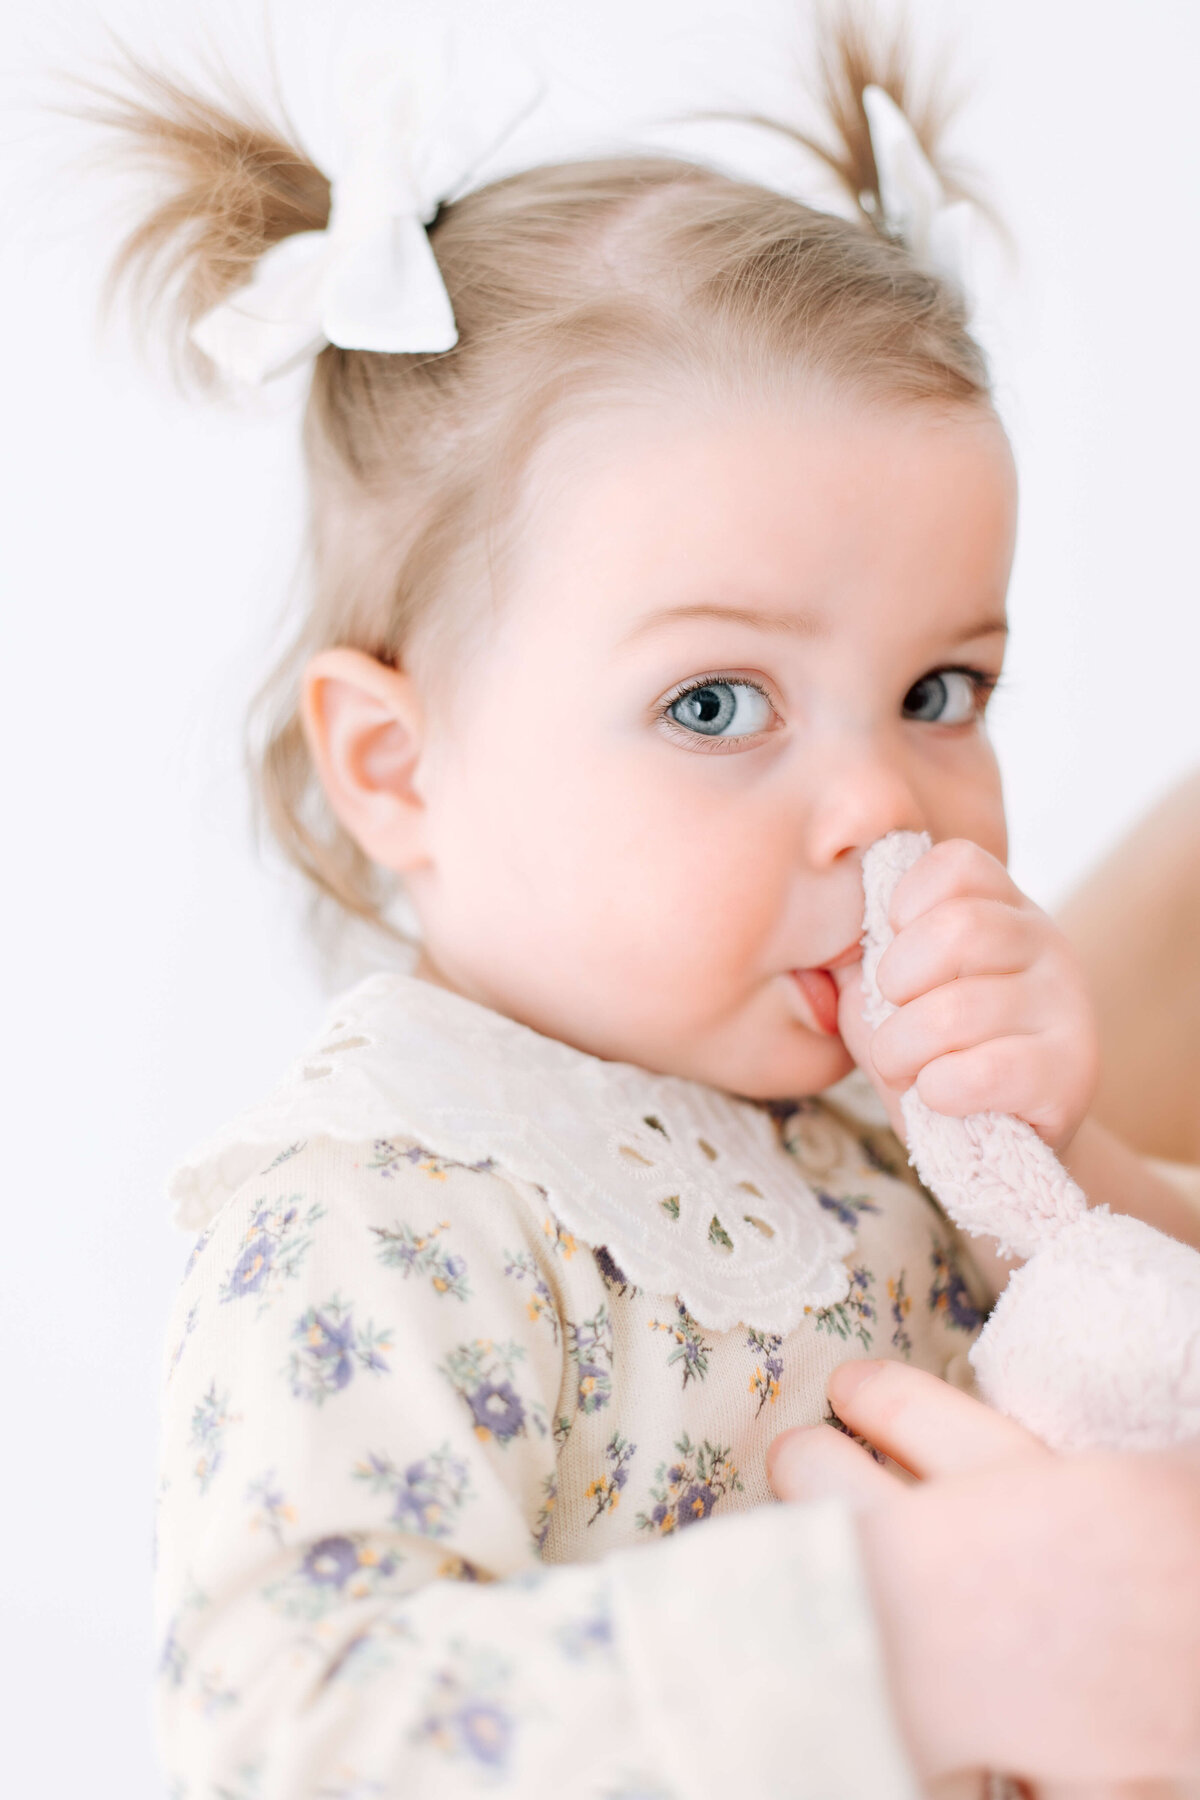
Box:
157;973;991;1800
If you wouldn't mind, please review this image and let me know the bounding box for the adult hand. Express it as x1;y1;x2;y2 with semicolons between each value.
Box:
768;1361;1200;1792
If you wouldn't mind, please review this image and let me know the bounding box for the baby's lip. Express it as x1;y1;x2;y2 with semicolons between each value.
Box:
821;938;864;972
791;937;862;978
786;937;863;1037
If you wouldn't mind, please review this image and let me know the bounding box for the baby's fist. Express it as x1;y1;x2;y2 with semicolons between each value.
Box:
856;838;1100;1155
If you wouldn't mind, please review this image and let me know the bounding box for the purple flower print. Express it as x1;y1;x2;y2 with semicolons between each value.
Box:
592;1246;638;1298
558;1598;614;1661
229;1235;275;1297
467;1380;525;1443
456;1701;511;1768
930;1244;984;1334
566;1306;614;1414
439;1339;540;1448
355;1448;472;1540
533;1472;558;1553
302;1536;360;1589
650;1303;711;1388
816;1189;881;1230
810;1264;876;1351
288;1298;392;1405
677;1482;716;1528
310;1311;355;1389
182;1225;214;1281
369;1139;496;1181
502;1248;560;1342
264;1530;403;1621
189;1380;240;1494
373;1217;472;1301
416;1658;516;1773
635;1432;743;1536
219;1197;324;1312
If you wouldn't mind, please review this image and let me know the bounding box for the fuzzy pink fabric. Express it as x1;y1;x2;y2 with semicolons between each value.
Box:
860;832;1200;1451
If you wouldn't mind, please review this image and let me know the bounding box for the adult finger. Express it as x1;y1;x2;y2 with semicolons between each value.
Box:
766;1421;902;1507
828;1360;1047;1479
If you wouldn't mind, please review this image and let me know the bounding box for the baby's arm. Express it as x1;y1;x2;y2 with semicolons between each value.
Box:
157;1136;920;1798
770;1360;1200;1788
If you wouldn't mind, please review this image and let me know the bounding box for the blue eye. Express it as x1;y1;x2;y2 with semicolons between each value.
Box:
902;670;985;725
667;680;774;738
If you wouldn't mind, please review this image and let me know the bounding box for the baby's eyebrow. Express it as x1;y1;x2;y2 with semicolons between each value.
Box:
619;602;824;644
618;603;1010;646
952;615;1009;644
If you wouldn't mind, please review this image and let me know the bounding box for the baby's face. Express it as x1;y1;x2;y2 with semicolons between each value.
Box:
407;398;1015;1099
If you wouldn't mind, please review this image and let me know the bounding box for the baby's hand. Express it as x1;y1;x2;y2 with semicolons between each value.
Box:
840;838;1100;1155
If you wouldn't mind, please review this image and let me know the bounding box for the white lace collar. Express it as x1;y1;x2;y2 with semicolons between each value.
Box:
169;972;855;1333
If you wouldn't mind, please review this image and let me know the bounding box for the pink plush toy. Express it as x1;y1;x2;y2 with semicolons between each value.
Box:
860;831;1200;1452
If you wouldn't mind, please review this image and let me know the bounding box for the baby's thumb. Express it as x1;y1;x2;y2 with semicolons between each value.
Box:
834;965;907;1144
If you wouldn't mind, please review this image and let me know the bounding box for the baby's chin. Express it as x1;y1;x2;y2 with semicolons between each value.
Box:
639;999;857;1102
416;951;855;1100
716;1031;856;1104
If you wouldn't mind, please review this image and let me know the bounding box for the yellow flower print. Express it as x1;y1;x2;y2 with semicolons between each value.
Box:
635;1433;743;1535
542;1216;577;1259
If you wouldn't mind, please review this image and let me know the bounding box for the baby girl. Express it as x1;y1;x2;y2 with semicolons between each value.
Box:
99;12;1200;1797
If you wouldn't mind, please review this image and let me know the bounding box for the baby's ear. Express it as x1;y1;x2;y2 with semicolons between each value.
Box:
301;647;432;873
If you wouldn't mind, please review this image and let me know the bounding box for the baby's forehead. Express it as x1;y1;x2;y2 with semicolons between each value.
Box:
499;399;1015;652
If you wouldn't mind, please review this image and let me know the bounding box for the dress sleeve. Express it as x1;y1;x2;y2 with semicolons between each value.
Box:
156;1135;919;1800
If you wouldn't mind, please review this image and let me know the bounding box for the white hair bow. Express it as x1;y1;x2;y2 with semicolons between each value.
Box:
861;84;974;304
191;20;544;384
191;39;972;386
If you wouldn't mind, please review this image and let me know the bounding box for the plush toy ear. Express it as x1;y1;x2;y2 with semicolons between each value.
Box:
860;831;1200;1452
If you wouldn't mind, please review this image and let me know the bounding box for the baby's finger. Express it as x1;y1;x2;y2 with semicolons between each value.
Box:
766;1421;900;1507
914;1039;1084;1147
834;965;907;1139
876;897;1038;1007
828;1360;1046;1478
888;837;1015;932
870;977;1039;1092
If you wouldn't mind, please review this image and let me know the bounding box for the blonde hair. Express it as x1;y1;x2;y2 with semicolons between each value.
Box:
88;12;992;944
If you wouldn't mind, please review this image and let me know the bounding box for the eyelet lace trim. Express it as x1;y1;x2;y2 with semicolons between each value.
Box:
169;973;854;1332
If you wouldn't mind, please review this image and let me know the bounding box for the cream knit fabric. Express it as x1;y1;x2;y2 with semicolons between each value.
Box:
156;973;992;1798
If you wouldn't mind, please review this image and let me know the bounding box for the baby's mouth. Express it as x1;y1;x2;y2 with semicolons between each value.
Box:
788;941;862;1037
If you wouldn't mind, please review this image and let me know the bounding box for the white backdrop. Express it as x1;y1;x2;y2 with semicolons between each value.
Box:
2;2;1198;1794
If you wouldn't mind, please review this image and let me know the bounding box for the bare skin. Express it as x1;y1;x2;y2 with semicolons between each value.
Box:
1058;770;1200;1169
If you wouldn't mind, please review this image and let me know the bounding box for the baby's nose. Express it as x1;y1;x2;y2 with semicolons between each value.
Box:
803;746;926;869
